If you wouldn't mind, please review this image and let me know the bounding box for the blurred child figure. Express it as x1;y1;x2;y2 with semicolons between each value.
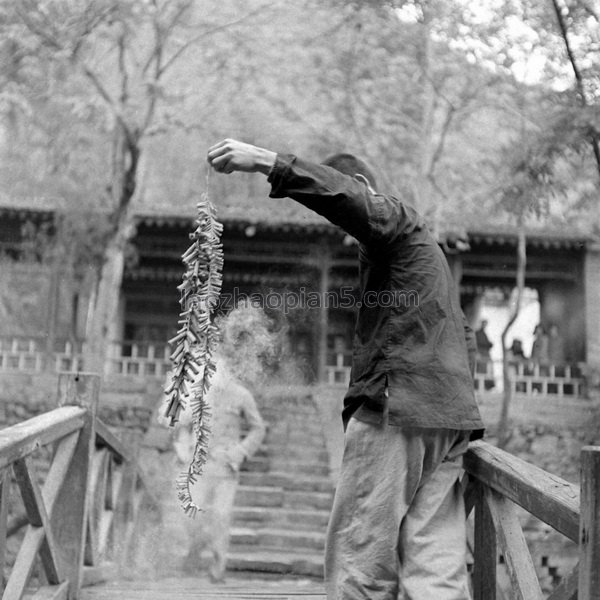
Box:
172;305;273;582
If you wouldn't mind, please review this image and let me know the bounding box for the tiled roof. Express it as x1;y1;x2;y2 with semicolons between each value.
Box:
467;225;592;248
136;191;332;227
0;192;64;213
0;192;595;246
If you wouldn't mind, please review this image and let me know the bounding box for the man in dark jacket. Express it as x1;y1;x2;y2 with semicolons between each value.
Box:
207;139;484;600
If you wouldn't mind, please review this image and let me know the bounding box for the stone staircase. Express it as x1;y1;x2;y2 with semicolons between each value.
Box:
226;390;334;579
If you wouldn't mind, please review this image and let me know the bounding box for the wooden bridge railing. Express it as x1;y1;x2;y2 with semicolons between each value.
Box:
0;373;157;600
464;440;599;600
1;371;598;599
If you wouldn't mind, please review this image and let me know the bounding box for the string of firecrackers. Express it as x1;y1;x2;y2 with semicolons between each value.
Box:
163;182;224;517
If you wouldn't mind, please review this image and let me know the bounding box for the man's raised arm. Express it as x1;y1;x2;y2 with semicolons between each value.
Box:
207;139;276;175
207;139;418;248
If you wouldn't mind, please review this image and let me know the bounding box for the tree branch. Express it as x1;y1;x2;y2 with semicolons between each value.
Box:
117;28;129;106
71;2;117;58
141;0;190;76
551;0;600;177
157;3;270;78
140;9;164;133
16;4;62;51
428;104;456;177
580;0;600;22
81;65;136;147
552;0;587;102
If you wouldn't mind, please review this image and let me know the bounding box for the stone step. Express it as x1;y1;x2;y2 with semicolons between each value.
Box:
269;459;330;476
242;456;270;473
254;444;329;463
239;471;288;488
264;431;325;443
236;485;284;508
284;490;333;511
226;548;324;579
262;433;328;447
239;471;334;493
258;403;320;413
230;526;326;551
242;462;332;478
235;486;334;511
262;422;325;434
265;442;326;454
261;442;327;454
233;506;331;531
265;425;326;438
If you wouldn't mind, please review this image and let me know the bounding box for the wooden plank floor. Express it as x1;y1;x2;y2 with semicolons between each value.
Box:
80;576;327;600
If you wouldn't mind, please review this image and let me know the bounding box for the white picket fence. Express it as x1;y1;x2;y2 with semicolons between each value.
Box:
108;340;171;377
0;337;587;397
327;352;586;398
0;337;169;377
474;359;585;397
0;337;83;373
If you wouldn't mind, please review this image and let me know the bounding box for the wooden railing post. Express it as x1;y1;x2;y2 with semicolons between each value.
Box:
472;482;497;600
578;446;600;600
52;373;100;600
0;469;8;595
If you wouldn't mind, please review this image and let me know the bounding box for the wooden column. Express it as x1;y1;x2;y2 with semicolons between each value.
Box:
0;468;8;596
472;482;497;600
316;246;331;383
584;243;600;369
447;254;464;291
44;214;64;372
578;446;600;600
53;373;100;600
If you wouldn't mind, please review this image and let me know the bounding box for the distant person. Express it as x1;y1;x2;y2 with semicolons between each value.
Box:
475;319;493;359
530;324;549;364
547;324;566;365
508;338;526;362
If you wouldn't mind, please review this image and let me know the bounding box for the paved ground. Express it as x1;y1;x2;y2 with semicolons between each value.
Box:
80;575;326;600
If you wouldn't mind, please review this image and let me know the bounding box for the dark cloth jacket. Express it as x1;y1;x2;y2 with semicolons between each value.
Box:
268;154;485;439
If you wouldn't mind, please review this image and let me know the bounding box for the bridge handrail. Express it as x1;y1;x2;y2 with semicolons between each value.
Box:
94;418;133;465
464;439;598;600
0;406;87;471
465;440;580;542
0;373;158;600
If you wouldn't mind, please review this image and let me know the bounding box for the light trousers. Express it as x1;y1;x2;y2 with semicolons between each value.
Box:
188;460;238;581
325;418;472;600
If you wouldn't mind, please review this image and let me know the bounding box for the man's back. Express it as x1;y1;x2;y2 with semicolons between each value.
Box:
266;153;483;435
345;195;480;431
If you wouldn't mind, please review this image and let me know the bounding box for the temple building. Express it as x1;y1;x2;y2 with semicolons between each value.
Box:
0;196;598;395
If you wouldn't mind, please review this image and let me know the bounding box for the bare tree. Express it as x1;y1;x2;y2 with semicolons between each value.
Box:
11;0;269;372
496;222;526;448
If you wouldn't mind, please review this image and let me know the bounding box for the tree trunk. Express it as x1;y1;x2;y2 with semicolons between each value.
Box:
83;231;128;374
416;9;439;236
497;224;526;448
82;130;140;374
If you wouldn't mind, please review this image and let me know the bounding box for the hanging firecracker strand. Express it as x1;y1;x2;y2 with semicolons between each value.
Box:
163;175;223;517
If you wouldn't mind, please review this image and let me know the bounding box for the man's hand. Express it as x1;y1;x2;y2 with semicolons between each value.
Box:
207;139;276;175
